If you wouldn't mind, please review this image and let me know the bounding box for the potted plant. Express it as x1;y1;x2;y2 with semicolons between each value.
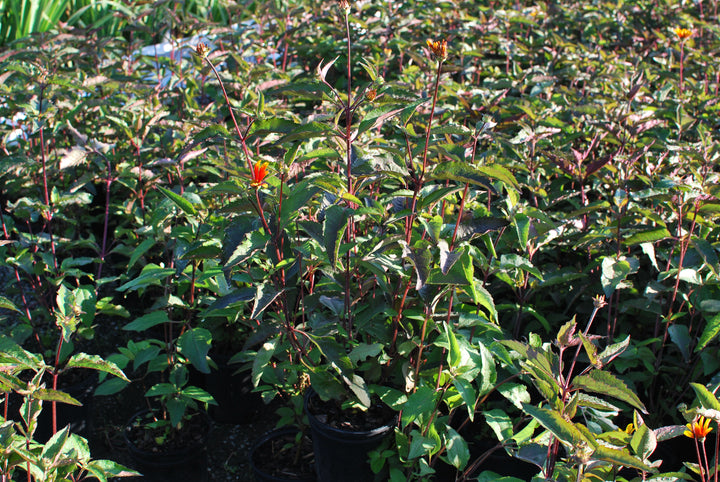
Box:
192;2;514;480
95;185;221;477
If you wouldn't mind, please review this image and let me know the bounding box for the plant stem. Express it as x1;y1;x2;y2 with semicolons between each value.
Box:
96;156;113;280
343;7;354;337
203;57;254;170
714;426;718;482
405;58;444;244
695;437;707;482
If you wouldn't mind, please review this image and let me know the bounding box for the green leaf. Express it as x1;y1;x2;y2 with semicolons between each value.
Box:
116;264;175;292
225;230;269;269
472;282;498;323
453;378;477;421
402;386;438;428
94;378;129;396
630;421;656;460
65;353;129;381
600;256;639;297
178;328;212;374
86;459;140;478
34;389;81;406
323;205;350;271
521;403;590;446
484;408;514;443
624;227;672;246
693;237;719;276
668;324;690;362
431;162;496;191
514;212;531;248
41;426;70;462
158;186;198;217
348;343;382;365
127;238;155;271
122;311;169;331
145;383;177;397
690;383;720;411
251;284;282;320
444;428;470;469
696;313;720;352
445;322;462;370
593;444;655;472
0;295;21;313
252;337;278;387
181;386;217;405
598;336;630;366
573;370;647;413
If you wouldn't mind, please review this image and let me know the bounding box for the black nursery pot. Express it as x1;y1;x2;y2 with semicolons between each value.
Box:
204;361;263;424
123;409;211;481
250;427;317;482
304;390;396;482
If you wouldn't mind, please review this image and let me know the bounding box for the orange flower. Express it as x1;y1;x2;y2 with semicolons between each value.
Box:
674;27;693;41
338;0;350;12
684;416;713;441
251;161;269;188
426;38;448;61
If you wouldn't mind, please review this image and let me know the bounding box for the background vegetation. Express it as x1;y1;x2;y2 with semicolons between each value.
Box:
1;0;719;480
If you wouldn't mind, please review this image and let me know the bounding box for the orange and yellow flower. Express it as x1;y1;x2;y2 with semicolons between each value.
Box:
251;161;269;188
684;416;713;441
674;27;693;41
426;38;448;61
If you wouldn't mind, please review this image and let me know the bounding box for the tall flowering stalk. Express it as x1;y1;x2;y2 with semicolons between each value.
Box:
674;27;692;95
684;416;716;482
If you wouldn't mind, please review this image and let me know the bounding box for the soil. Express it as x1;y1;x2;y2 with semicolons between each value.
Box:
250;428;316;480
89;380;281;482
306;394;395;432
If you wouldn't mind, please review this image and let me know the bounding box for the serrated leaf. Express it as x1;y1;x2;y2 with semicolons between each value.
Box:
690;382;720;411
668;324;690;362
454;378;477;421
116;264;175;292
601;256;639;297
158;186;197;217
65;353;129;381
573;370;647;413
252;338;278;387
323;205;350;271
0;295;21;313
624;227;672;246
34;388;81;406
693;237;719;276
181;385;217;405
431;162;496;191
593;444;655;472
402;385;438;428
630;421;656;460
178;328;212;374
483;408;513;442
438;240;461;275
251;284;282;320
445;428;470;469
521;403;590;446
696;313;720;352
598;336;630;366
122;311;169;331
